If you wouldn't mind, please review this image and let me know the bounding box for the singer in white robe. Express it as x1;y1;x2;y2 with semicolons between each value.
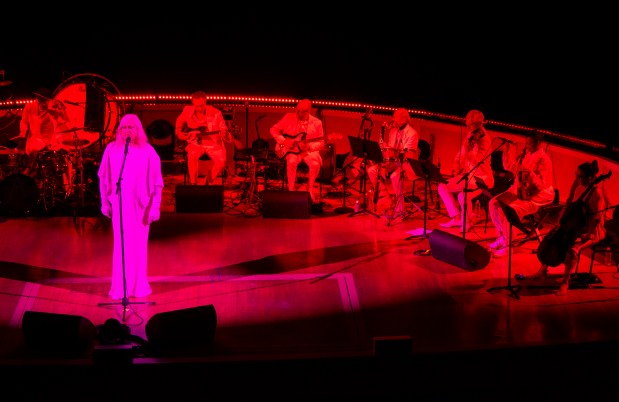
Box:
98;114;164;300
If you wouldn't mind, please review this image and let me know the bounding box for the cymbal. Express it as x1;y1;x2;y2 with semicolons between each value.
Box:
0;80;12;87
62;139;90;146
57;127;87;134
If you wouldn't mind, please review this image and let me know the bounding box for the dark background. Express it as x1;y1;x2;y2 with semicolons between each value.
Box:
2;8;614;146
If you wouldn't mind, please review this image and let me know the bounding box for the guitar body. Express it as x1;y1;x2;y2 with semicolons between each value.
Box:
275;132;326;159
178;126;221;144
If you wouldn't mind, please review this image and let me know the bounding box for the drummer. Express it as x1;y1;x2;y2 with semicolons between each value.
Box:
17;87;75;193
17;88;69;174
366;107;419;215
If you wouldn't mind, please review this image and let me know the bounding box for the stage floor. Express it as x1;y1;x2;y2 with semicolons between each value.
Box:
1;167;619;400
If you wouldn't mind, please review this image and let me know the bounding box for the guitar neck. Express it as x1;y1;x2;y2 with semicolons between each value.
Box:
283;132;323;143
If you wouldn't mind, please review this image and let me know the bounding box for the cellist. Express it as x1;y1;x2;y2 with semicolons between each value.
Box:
530;160;607;296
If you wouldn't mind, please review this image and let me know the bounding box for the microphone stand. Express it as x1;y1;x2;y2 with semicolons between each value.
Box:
456;138;511;238
98;138;155;322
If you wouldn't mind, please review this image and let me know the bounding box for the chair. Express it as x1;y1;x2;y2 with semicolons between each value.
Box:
576;208;619;273
472;170;515;233
471;150;515;233
513;188;563;246
296;144;335;200
411;139;434;201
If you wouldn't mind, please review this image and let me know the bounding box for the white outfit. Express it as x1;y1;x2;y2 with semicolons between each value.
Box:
367;123;419;214
438;127;495;223
270;112;325;201
98;137;164;300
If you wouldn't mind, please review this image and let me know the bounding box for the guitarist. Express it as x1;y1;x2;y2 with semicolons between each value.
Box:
530;160;607;295
269;99;325;202
175;91;230;185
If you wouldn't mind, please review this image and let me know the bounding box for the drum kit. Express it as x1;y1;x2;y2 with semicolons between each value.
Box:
0;73;121;217
0;130;102;216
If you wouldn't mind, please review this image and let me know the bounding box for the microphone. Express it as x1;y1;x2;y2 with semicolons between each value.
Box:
256;114;267;121
125;136;131;153
497;137;515;144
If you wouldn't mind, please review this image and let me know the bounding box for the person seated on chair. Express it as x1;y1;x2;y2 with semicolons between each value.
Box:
269;98;325;202
487;131;554;257
18;87;70;176
366;107;419;215
529;160;606;296
438;109;494;232
175;91;231;185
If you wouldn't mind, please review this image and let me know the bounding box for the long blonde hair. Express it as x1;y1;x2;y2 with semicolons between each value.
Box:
115;114;149;146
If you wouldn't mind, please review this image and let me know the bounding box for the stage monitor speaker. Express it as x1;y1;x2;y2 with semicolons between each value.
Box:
262;190;311;219
145;304;217;351
176;185;223;213
429;229;490;271
22;311;97;355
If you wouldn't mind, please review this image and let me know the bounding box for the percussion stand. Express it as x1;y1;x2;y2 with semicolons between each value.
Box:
64;131;88;221
71;146;86;221
98;139;155;321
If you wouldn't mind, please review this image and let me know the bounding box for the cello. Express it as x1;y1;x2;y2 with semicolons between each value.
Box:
536;171;612;267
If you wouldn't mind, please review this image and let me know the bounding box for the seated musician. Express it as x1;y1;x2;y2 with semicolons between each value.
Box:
530;160;607;296
366;107;419;215
438;109;494;232
175;91;231;185
18;87;69;176
269;99;325;202
487;131;554;256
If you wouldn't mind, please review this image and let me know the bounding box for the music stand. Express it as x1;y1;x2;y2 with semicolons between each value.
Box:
487;199;523;299
332;152;356;214
347;136;383;218
406;158;448;240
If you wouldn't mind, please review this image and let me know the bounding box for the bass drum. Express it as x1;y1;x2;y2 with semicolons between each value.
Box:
53;73;123;155
0;173;40;216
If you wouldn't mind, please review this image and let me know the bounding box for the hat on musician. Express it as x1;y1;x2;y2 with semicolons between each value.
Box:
33;87;53;101
465;109;485;129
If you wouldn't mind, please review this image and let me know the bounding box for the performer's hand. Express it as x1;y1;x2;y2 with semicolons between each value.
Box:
101;203;112;218
147;209;160;224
